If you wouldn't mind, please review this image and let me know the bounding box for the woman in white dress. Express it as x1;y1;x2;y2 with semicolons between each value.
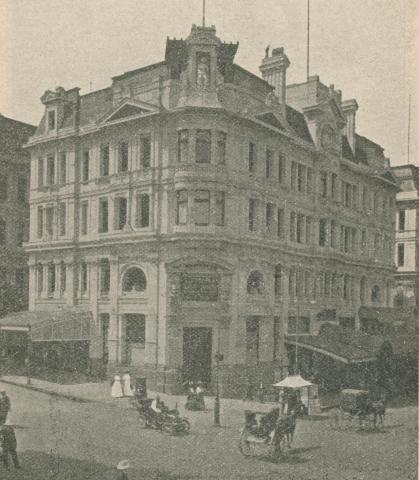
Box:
122;372;134;397
111;375;123;398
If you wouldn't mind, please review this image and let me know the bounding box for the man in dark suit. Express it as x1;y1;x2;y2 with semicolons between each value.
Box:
0;391;10;425
0;425;21;470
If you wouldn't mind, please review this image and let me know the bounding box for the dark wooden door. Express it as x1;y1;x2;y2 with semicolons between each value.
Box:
183;327;212;385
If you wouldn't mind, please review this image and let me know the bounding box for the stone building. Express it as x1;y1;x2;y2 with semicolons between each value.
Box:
23;25;397;396
392;164;419;308
0;114;35;308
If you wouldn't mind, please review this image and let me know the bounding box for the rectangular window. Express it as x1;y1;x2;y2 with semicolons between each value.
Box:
306;168;313;194
46;155;55;185
82;150;89;182
216;131;226;165
177;130;189;163
100;259;110;294
305;216;312;244
193;190;210;225
16;222;25;246
297;164;305;192
214;191;225;226
48;263;56;295
277;208;284;238
136;193;150;228
361;229;367;250
45;207;54;236
15;176;26;203
38;158;44;188
58;203;66;236
291;162;297;190
118;141;129;172
248;142;257;172
278;154;285;183
351;228;357;253
59;152;67;184
331;220;337;248
126;314;146;345
344;226;351;253
398;209;406;231
37;207;43;238
352;185;358;210
37;264;43;296
266;149;273;178
140;136;151;168
48;110;56;130
290;211;296;242
296;213;304;243
100;145;110;177
60;263;66;294
0;175;7;201
115;197;128;230
273;316;281;361
397;243;405;267
248;199;257;232
98;198;109;233
362;186;368;211
176;190;188;225
246;317;259;364
80;201;88;236
266;203;275;233
320;171;328;198
80;262;88;293
196;130;211;164
331;173;338;200
319;218;327;246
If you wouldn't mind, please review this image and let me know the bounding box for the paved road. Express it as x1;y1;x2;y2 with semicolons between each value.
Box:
0;382;417;480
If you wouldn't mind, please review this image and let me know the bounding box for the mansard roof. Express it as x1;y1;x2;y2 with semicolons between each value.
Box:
285;106;313;144
79;88;113;127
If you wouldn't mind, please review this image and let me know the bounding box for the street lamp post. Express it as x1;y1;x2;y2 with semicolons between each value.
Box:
26;324;32;385
213;352;223;427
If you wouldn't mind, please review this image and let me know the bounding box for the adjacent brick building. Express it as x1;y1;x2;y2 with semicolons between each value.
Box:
24;25;398;396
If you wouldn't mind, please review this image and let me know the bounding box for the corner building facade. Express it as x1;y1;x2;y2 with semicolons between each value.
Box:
25;25;397;397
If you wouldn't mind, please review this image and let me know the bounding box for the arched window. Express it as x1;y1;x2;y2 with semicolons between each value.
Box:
371;285;381;303
122;267;147;293
274;265;282;298
247;271;264;295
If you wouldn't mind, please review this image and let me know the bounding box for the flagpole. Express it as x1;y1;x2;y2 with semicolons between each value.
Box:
202;0;206;27
407;94;411;164
307;0;310;81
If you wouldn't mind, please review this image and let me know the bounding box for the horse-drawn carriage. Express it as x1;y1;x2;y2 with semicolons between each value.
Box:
330;389;386;431
238;409;297;461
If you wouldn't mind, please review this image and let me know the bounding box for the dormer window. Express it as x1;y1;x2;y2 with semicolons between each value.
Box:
48;110;56;130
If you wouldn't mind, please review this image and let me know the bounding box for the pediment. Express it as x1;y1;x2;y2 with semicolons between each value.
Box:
99;100;158;124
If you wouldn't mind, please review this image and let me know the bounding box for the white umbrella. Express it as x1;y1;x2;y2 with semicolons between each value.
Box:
272;374;312;389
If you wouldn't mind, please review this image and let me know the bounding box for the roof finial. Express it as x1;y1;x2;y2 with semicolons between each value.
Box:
202;0;206;27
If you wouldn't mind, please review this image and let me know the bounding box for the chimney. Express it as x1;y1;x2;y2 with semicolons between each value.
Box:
259;47;290;109
341;99;358;154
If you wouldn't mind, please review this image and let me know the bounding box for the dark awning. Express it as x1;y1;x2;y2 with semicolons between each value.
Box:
285;323;417;364
0;310;92;342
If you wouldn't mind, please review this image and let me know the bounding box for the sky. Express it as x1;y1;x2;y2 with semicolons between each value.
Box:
0;0;418;166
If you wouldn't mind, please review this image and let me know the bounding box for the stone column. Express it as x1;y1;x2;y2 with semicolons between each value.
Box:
65;258;75;307
28;259;37;311
53;260;61;300
41;263;49;299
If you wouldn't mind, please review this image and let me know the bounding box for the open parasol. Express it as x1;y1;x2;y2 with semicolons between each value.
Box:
272;374;312;389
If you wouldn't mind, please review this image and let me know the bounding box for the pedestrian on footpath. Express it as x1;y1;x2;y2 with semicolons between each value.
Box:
115;460;130;479
111;375;123;398
0;391;10;425
0;425;21;471
122;371;134;397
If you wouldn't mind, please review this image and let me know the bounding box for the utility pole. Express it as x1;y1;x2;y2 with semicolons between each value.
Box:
306;0;310;81
26;324;32;385
213;321;222;427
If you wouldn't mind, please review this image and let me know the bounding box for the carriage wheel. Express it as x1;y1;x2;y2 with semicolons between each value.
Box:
181;419;191;432
238;431;252;457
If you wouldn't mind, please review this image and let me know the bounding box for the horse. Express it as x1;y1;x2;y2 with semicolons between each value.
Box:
359;399;386;429
276;411;297;447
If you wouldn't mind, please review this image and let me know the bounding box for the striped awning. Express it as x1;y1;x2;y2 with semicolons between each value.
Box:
0;310;92;342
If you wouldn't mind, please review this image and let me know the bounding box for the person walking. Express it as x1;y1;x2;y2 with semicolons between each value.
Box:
111;375;123;398
0;425;21;471
0;392;10;425
122;372;134;397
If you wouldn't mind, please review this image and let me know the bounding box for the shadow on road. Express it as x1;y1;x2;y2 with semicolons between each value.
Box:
0;450;200;480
